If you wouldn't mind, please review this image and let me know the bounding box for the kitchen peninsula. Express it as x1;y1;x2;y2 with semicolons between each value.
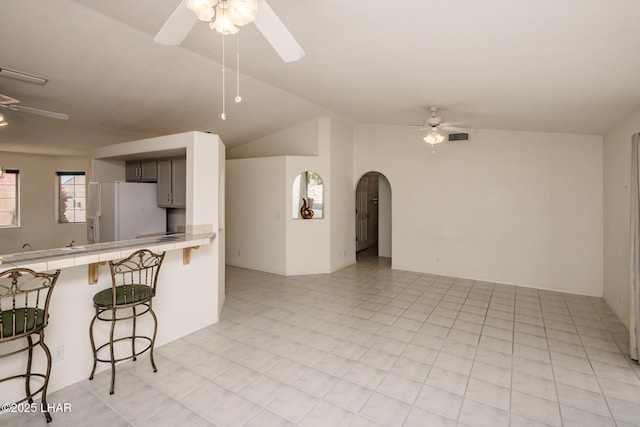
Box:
0;131;225;402
0;233;213;273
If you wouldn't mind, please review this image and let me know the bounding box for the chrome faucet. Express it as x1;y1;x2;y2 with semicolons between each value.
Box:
66;240;75;248
22;243;32;251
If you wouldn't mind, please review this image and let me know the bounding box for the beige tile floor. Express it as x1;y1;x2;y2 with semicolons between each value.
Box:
3;252;640;426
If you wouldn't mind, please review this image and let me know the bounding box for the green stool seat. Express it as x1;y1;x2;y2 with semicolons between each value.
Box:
92;284;154;307
0;308;46;337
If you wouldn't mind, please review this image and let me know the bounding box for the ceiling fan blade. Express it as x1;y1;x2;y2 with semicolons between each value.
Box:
0;107;25;123
154;0;199;46
253;0;305;63
8;105;69;120
0;94;19;105
441;125;471;133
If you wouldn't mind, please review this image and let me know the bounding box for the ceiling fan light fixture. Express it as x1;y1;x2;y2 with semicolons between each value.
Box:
185;0;218;21
209;3;240;34
423;127;445;146
227;0;258;26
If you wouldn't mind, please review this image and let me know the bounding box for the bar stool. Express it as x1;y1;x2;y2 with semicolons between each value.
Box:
0;268;61;423
89;249;165;394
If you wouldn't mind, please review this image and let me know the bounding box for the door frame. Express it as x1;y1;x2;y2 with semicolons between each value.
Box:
355;171;392;259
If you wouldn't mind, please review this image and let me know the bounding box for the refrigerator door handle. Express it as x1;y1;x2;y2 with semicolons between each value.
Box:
94;210;101;243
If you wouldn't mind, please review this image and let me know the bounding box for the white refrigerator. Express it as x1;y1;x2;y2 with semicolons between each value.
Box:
87;182;167;244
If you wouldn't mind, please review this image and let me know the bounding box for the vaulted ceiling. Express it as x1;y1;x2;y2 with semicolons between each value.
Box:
1;0;640;153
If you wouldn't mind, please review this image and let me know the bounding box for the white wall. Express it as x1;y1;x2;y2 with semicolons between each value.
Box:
226;117;356;276
226;157;287;274
284;119;331;275
90;158;126;182
354;125;603;296
227;119;320;159
218;140;226;316
0;152;90;254
329;118;356;271
603;110;640;328
227;119;604;296
225;151;334;276
189;132;222;234
285;154;331;275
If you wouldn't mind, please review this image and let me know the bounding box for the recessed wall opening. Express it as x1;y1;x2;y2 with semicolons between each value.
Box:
355;172;391;266
292;171;324;219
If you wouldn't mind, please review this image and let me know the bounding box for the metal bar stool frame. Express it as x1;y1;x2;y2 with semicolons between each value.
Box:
0;268;61;423
88;249;165;395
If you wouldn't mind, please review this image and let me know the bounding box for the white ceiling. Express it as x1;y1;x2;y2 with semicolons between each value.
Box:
1;0;640;153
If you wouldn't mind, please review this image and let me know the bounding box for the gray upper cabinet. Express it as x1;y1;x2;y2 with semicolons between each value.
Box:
172;158;186;207
156;160;172;206
157;158;186;208
126;160;157;182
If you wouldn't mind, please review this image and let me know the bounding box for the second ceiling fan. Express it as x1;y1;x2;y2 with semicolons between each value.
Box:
0;93;69;127
411;107;469;146
154;0;305;63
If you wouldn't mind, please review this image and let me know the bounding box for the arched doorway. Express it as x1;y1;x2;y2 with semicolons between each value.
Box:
355;172;391;264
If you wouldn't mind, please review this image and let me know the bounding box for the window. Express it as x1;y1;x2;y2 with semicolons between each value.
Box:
0;169;19;227
57;172;86;223
292;171;324;219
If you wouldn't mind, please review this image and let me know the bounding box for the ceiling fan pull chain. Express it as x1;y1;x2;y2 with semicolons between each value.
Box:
235;33;242;103
221;32;226;120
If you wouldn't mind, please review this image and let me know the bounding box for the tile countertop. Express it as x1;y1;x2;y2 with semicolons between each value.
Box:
0;233;215;272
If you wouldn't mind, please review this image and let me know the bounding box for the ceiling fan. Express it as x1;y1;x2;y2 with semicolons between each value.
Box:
154;0;305;63
411;106;469;146
0;93;69;124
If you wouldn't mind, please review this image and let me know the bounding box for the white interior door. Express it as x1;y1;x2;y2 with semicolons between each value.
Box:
367;174;379;248
356;177;369;251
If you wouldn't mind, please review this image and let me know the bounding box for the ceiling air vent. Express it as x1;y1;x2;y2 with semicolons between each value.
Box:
448;133;469;142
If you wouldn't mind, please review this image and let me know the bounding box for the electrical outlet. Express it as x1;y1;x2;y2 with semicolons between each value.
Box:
53;345;64;363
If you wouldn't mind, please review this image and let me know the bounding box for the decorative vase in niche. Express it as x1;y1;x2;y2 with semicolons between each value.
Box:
300;198;314;219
